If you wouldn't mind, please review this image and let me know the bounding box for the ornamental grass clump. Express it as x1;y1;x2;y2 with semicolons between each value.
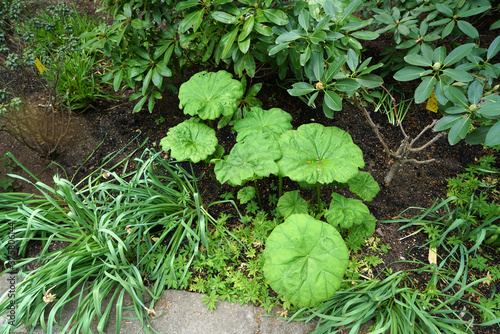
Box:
0;149;239;333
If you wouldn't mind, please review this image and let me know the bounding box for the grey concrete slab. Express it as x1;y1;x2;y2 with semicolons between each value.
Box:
1;274;316;334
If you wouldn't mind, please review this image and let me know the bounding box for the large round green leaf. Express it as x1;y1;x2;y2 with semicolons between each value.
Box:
325;193;376;229
160;120;217;163
277;123;364;184
347;171;380;202
178;71;244;120
263;214;349;307
233;107;293;142
214;138;281;186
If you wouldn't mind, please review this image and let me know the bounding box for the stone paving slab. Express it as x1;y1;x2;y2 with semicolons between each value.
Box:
0;274;316;334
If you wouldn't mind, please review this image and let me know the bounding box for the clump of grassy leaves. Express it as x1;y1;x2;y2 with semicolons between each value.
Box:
0;149;238;333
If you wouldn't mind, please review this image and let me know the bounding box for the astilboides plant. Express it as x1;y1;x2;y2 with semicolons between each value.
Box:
160;70;245;163
214;106;292;206
276;122;365;211
262;213;350;308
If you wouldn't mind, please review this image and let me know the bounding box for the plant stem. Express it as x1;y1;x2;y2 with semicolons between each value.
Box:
384;159;402;187
279;175;283;198
254;179;262;208
316;183;322;213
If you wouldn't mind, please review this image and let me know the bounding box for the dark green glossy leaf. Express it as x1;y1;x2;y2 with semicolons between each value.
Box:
275;30;303;44
444;86;468;107
221;27;239;58
393;67;431;81
442;68;473;83
414;76;436;104
404;54;432;67
211;11;238;24
324;90;342;111
468;80;483;105
478;102;500;118
263;9;288;25
356;74;383;88
457;20;479;39
335;78;360;92
448;116;471;145
487;35;500;60
350;31;379;40
178;9;204;34
485;121;500;146
268;42;289;56
443;43;476;67
288;82;315;96
434;115;462;131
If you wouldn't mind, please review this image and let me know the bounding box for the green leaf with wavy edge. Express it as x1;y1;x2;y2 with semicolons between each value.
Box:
263;214;349;307
277;123;364;184
350;217;376;240
347;171;380;201
233;107;292;142
160;120;217;163
325;193;375;229
214;139;281;186
178;71;244;120
457;20;479;39
237;186;256;204
404;54;432;67
277;190;308;219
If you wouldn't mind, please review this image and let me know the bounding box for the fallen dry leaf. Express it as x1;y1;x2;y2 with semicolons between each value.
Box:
428;246;437;265
43;285;57;304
